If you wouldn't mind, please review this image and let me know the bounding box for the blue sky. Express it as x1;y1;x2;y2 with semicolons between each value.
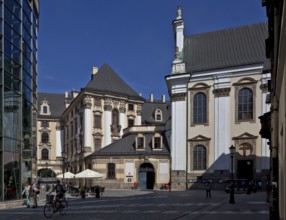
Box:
38;0;267;100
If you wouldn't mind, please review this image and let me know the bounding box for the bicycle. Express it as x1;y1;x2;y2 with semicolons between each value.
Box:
44;194;68;218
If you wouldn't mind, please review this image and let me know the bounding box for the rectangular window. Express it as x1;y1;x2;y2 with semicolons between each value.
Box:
94;115;101;128
128;119;134;127
137;137;144;149
154;137;161;148
94;98;101;106
94;138;101;151
107;163;115;179
74;119;77;135
128;104;134;111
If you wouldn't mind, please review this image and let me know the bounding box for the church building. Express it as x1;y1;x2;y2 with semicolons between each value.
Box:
166;6;270;190
37;6;270;191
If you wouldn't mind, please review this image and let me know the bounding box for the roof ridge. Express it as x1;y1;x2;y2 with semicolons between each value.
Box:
186;22;267;38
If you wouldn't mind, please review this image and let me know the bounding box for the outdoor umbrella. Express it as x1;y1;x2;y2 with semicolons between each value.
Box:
56;171;75;179
74;169;104;179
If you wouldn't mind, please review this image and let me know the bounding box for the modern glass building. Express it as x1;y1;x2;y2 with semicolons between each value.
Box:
0;0;39;201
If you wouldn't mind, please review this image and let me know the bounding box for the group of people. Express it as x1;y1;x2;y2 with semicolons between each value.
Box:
21;179;40;208
22;178;66;208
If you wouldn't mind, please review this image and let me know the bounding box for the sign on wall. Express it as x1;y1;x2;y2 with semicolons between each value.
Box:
125;161;134;177
159;162;169;182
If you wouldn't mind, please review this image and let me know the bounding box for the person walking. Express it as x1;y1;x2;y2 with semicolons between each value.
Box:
31;178;40;208
22;181;31;208
205;181;212;199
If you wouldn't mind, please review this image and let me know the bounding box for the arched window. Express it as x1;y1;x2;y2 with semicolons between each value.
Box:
193;145;206;170
43;106;48;114
112;109;119;126
193;92;207;123
41;149;49;160
41;132;49;143
155;109;163;121
107;163;115;179
238;88;253;120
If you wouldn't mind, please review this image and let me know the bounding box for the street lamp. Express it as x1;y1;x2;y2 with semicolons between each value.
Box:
62;151;67;184
229;145;236;204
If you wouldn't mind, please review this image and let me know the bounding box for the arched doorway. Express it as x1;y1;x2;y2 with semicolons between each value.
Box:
37;168;57;179
138;163;155;190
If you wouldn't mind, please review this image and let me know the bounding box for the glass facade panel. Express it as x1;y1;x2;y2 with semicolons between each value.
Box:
4;54;21;78
1;0;39;202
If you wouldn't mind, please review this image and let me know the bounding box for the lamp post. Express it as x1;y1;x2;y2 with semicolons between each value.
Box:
45;162;48;191
229;145;236;204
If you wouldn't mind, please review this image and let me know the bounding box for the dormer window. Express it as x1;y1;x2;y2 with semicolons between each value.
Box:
154;109;163;122
43;106;47;114
136;134;145;150
40;99;51;115
153;133;162;150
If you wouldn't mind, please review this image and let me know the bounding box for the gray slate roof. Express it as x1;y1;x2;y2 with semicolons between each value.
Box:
37;93;66;118
184;22;268;72
85;64;145;101
90;133;170;157
141;101;171;125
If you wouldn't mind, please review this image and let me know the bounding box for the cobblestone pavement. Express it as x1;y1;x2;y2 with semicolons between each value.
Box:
0;190;269;220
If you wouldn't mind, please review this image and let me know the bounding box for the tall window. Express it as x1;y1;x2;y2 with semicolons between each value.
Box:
112;109;119;126
107;163;115;179
94;115;102;128
193;92;207;123
41;149;49;160
238;88;253;120
193;145;206;170
41;132;49;143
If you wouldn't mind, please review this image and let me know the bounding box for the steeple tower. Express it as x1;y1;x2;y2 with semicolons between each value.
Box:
172;5;186;74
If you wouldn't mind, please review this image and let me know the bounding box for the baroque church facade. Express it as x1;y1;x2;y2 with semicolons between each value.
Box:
166;7;270;190
37;7;270;190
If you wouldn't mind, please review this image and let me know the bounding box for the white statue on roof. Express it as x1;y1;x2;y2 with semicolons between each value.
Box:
177;5;182;19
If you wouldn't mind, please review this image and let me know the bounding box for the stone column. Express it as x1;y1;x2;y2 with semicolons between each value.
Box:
83;96;92;151
213;87;231;170
56;122;64;157
104;98;112;146
119;101;126;137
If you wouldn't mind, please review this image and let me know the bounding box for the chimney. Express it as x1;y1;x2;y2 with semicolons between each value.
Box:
162;94;166;103
65;91;68;98
91;66;98;78
150;94;154;102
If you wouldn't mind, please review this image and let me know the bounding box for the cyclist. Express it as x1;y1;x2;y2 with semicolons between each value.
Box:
48;179;66;210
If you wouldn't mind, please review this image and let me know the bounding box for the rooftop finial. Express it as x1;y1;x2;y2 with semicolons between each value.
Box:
177;5;182;19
